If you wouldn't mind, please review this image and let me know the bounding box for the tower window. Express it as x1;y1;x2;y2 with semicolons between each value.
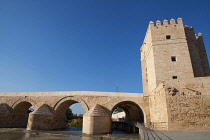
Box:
172;76;177;79
166;35;171;39
171;56;176;62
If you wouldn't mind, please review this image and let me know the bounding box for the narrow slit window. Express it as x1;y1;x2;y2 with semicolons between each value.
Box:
166;35;171;39
172;76;177;79
171;56;176;62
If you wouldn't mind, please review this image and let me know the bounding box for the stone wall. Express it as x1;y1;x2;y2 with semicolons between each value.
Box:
164;77;210;130
149;83;169;130
185;26;205;77
167;91;210;130
196;34;210;76
140;25;155;95
148;76;210;131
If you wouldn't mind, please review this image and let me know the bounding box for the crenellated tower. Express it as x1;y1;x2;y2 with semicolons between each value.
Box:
140;18;210;95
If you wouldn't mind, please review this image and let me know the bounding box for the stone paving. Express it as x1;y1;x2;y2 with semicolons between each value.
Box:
142;128;210;140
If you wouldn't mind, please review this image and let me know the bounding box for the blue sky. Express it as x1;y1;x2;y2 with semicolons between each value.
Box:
1;0;210;114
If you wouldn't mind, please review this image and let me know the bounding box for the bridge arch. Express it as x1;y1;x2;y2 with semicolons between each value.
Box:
52;96;89;129
111;101;144;123
11;97;36;109
11;98;36;128
53;96;89;113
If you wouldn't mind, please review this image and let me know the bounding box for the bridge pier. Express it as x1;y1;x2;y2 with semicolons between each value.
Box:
0;103;31;128
83;104;111;135
51;116;67;130
26;104;54;130
0;104;13;127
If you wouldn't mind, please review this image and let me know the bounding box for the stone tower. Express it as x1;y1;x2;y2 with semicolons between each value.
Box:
140;18;210;95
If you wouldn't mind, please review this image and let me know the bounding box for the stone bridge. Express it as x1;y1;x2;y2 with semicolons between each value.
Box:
0;91;149;134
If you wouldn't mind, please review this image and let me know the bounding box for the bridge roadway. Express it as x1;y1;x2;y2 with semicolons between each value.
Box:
113;121;173;140
117;122;210;140
0;91;149;134
112;121;141;133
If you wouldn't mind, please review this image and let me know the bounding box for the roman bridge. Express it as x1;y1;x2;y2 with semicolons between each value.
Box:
0;91;149;134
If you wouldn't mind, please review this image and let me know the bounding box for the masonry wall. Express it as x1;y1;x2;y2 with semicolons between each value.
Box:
164;77;210;130
167;92;210;130
185;26;206;77
141;26;156;95
151;19;194;89
196;35;210;76
149;83;169;130
148;76;210;131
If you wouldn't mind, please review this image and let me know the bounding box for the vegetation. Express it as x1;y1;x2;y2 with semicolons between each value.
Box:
65;108;74;120
65;108;83;128
114;107;123;113
71;119;83;128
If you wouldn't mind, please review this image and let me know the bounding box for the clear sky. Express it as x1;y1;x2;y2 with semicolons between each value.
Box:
1;0;210;114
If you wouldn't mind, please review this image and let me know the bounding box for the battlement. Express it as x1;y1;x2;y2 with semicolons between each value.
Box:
184;25;203;39
196;33;203;38
149;18;183;27
184;25;194;32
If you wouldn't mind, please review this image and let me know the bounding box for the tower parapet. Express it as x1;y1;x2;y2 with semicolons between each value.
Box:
163;19;168;25
149;18;183;27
